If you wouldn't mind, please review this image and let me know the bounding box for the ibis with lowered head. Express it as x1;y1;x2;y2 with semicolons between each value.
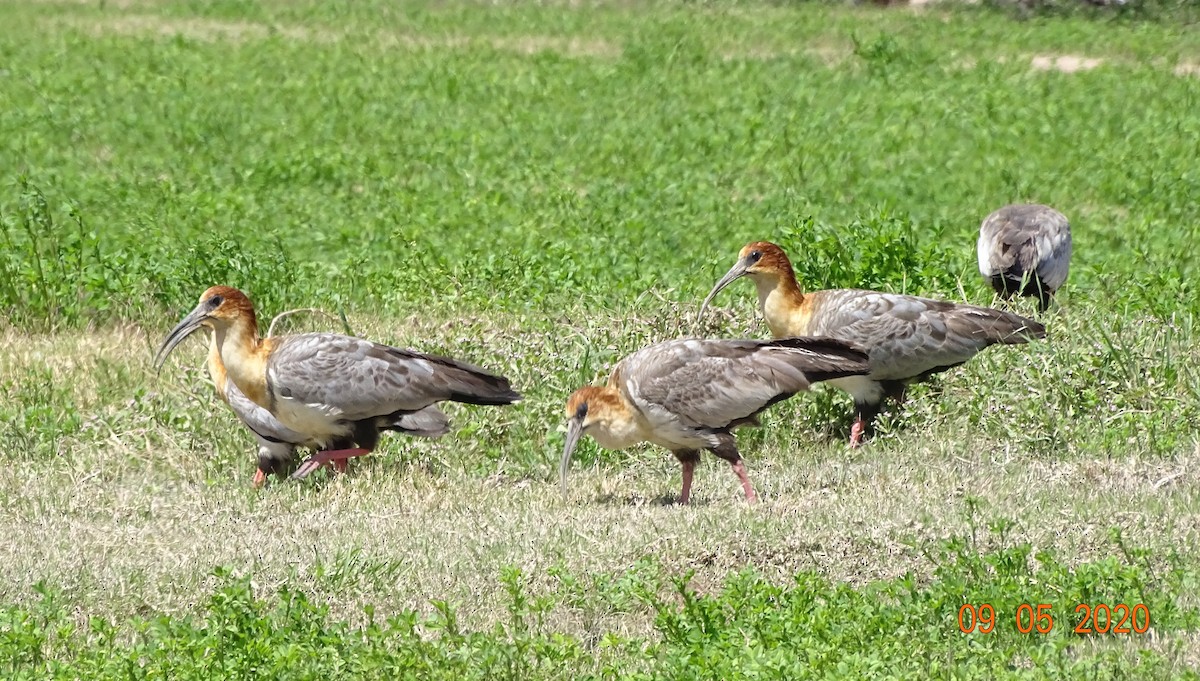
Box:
560;336;871;504
978;204;1071;311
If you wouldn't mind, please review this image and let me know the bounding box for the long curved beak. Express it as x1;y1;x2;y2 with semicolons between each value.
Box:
153;305;209;372
696;259;750;324
559;416;585;500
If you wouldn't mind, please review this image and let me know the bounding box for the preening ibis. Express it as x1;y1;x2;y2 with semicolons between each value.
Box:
978;204;1071;312
560;337;870;504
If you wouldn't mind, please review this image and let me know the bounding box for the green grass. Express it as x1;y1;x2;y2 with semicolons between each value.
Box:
1;0;1199;677
4;533;1198;679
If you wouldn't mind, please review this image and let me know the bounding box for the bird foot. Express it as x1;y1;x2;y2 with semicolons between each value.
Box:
849;420;865;448
291;448;370;480
731;460;757;503
252;468;267;488
678;460;696;505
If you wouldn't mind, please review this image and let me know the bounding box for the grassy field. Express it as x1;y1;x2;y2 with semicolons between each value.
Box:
2;0;1200;677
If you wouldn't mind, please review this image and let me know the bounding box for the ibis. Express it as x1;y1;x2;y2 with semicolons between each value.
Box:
978;204;1071;312
156;287;521;479
698;242;1046;446
560;337;870;503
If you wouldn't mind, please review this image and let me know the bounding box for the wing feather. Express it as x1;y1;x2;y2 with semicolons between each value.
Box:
806;290;1043;381
266;333;516;423
620;338;867;431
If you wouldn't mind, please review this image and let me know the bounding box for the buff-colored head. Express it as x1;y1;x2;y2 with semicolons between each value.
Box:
154;286;259;371
697;241;797;323
559;385;627;499
196;286;257;324
735;242;795;279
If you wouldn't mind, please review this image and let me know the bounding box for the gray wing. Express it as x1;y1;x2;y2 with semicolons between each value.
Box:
222;376;302;465
225;376;311;446
620;338;868;431
978;204;1071;290
229;364;446;450
1025;209;1071;291
266;333;518;422
806;290;1044;381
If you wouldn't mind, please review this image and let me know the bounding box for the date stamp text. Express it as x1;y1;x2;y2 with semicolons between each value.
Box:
958;603;1150;634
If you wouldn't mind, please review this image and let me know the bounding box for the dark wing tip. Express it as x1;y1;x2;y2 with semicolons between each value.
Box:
1024;318;1048;340
773;336;870;363
449;384;523;407
770;336;872;382
993;310;1048;344
495;388;524;405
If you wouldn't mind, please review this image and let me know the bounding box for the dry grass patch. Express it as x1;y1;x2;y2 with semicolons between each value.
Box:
15;0;158;8
1175;62;1200;78
2;325;1198;640
54;14;334;43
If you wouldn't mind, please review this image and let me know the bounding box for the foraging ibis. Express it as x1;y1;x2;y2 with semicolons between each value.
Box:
155;287;521;479
560;337;871;503
698;242;1046;447
978;204;1071;311
205;332;450;486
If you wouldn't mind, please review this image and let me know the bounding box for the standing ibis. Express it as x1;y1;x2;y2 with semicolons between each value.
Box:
978;204;1072;312
698;241;1045;447
155;287;521;479
204;332;450;486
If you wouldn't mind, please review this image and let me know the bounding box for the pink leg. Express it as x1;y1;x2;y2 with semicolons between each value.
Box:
849;419;866;448
679;459;696;504
252;468;267;488
730;460;757;503
291;448;370;480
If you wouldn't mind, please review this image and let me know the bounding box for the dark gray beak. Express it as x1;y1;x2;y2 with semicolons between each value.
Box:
696;258;751;324
153;304;210;372
559;416;586;500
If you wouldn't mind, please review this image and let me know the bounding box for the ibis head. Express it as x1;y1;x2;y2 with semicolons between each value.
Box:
155;286;258;371
698;241;796;323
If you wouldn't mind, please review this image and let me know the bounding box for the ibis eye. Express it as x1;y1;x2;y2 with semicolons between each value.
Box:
575;402;589;419
208;295;223;308
749;250;762;262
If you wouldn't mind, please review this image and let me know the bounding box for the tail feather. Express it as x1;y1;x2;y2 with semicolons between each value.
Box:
449;386;523;406
443;367;523;406
990;310;1046;344
394;348;524;406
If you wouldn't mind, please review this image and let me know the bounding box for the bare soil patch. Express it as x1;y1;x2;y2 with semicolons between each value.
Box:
1030;53;1105;73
